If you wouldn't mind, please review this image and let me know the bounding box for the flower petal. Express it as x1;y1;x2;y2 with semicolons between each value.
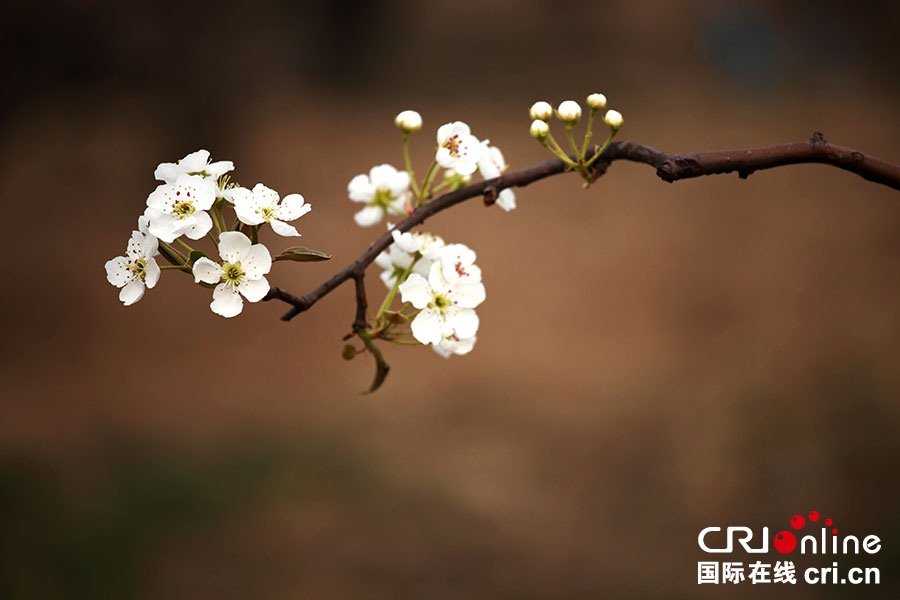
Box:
451;281;486;308
398;273;432;309
105;256;132;288
144;257;161;288
206;160;234;178
496;189;516;212
446;307;479;338
242;244;272;279
276;194;312;221
193;257;223;284
119;279;145;306
348;174;374;202
218;231;252;263
179;149;211;173
269;218;301;237
354;205;383;227
410;308;443;345
211;283;243;318
238;275;270;302
183;210;213;240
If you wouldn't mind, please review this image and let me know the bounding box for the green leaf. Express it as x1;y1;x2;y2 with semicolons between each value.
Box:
157;244;184;267
360;337;390;394
274;247;333;263
187;250;207;267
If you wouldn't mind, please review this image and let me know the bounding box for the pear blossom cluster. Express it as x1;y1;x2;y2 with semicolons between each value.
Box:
347;110;517;227
374;228;486;357
105;149;312;317
527;93;624;183
106;95;623;391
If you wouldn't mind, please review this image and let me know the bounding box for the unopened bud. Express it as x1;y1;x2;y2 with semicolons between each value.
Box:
587;93;607;110
529;119;549;139
603;109;623;130
394;110;422;132
556;100;581;124
529;101;553;121
341;344;357;360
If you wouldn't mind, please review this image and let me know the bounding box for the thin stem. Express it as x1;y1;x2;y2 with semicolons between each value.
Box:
431;179;453;194
375;258;418;320
159;265;190;271
206;231;219;250
402;132;421;198
176;239;195;253
585;129;616;168
383;339;422;346
565;124;581;161
545;133;579;167
419;160;440;203
581;109;597;157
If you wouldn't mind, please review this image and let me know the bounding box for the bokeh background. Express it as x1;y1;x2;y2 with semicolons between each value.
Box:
1;0;899;598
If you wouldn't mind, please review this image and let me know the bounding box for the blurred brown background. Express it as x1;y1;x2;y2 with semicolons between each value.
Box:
1;0;899;598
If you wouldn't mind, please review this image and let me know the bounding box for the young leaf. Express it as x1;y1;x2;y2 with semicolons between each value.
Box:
274;247;332;262
361;337;390;394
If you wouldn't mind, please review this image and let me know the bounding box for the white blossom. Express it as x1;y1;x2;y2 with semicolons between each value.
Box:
603;109;624;129
529;101;553;121
556;100;582;123
437;243;482;283
390;229;446;259
375;229;445;289
399;260;485;346
435;121;485;176
530;119;549;139
586;93;607;110
477;142;516;212
192;232;272;318
154;149;234;198
105;230;160;306
348;164;410;227
232;183;311;237
433;332;477;358
144;174;216;243
395;110;423;132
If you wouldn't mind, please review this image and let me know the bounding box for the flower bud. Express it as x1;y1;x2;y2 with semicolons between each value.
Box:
341;343;357;360
603;109;623;130
394;110;422;132
556;100;581;124
529;101;553;121
586;93;607;110
529;119;549;139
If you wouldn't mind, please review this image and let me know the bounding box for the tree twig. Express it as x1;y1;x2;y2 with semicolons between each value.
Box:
264;134;900;324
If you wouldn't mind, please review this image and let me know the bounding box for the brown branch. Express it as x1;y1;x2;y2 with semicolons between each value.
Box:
264;134;900;324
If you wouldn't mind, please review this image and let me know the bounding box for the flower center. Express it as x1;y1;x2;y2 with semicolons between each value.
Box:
260;206;275;220
371;188;396;209
222;261;245;286
430;293;451;312
129;258;147;280
174;201;195;217
443;134;462;158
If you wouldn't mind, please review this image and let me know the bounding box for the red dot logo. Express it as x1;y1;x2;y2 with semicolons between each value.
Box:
774;531;797;554
809;511;820;522
825;518;833;526
790;514;805;530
